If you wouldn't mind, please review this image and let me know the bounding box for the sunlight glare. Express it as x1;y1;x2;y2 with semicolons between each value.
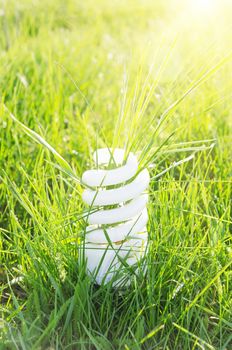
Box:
187;0;217;14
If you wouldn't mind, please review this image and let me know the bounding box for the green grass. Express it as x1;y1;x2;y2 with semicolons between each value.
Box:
0;0;232;349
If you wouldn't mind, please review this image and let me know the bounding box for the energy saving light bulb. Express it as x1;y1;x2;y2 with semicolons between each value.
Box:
81;148;150;286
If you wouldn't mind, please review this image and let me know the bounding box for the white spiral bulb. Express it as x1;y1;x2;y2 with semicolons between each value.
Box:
81;148;150;286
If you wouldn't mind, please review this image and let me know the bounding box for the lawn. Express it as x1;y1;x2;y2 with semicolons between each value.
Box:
0;0;231;349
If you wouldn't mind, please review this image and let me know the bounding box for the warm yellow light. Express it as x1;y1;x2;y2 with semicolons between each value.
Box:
197;0;214;10
188;0;217;14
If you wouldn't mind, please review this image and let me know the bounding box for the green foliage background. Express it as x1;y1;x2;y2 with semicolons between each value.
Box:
0;0;231;349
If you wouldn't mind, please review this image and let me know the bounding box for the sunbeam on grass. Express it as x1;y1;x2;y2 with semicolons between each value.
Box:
0;0;232;349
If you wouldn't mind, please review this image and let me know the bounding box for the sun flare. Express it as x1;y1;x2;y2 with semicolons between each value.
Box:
187;0;217;14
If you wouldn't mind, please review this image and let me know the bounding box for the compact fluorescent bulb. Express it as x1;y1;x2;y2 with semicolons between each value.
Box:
81;148;150;286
